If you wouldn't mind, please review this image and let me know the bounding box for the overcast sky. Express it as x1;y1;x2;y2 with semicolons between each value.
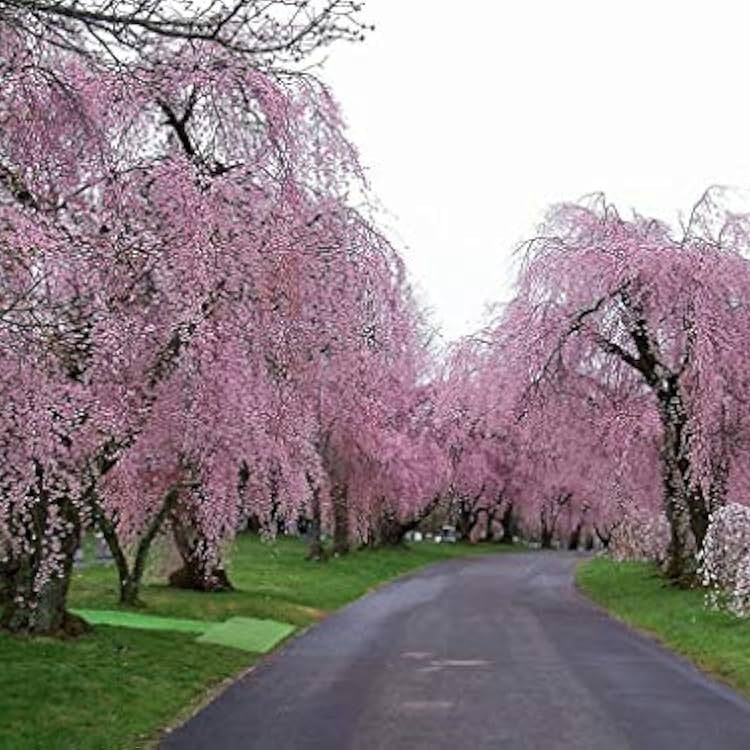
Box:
321;1;750;341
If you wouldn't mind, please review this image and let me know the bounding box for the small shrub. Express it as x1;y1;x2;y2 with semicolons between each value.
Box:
700;503;750;617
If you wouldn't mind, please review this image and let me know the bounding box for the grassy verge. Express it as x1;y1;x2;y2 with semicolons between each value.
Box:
2;535;510;750
577;557;750;698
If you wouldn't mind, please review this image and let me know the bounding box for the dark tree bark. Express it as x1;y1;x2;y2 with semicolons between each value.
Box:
568;522;582;550
377;512;410;547
306;476;325;561
556;291;711;582
603;303;708;582
0;545;89;637
0;563;9;606
454;488;486;543
595;524;612;550
169;516;234;593
540;521;554;550
499;501;518;545
167;486;234;593
1;468;88;636
245;514;262;534
455;502;476;541
372;495;443;548
656;378;705;583
483;507;498;542
90;486;180;605
538;493;569;550
331;483;350;556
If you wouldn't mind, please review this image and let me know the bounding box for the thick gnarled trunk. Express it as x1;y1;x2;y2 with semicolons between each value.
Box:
169;512;234;592
1;563;88;637
373;495;443;548
658;380;705;583
0;493;88;637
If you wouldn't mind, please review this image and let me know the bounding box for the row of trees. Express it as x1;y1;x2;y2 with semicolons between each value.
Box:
440;192;750;585
5;0;750;640
0;1;459;635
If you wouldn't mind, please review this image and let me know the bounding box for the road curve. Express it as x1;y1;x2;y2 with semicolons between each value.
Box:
161;552;750;749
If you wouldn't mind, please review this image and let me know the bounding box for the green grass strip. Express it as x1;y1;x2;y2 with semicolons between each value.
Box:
71;609;212;634
196;616;296;653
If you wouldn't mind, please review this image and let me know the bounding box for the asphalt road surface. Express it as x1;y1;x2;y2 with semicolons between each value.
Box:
161;552;750;749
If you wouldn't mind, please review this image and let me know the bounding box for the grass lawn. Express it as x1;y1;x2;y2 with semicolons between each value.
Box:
577;557;750;699
2;535;510;750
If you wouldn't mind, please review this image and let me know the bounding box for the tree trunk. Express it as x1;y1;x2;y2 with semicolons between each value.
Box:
540;527;554;549
686;489;709;560
0;560;11;606
0;495;88;637
331;483;350;556
373;495;443;548
658;380;702;583
540;505;554;549
377;512;409;546
595;525;612;550
455;501;478;542
245;514;262;534
306;479;325;561
615;313;706;582
169;513;234;592
568;522;582;550
168;563;233;592
663;488;695;584
90;498;141;605
484;508;497;542
1;562;89;637
499;502;517;544
90;486;180;604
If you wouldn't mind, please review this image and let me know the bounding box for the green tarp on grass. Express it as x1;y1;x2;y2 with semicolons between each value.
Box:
71;609;296;653
197;617;296;653
71;609;212;633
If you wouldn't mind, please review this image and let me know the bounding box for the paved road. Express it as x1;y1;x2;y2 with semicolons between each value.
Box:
161;552;750;749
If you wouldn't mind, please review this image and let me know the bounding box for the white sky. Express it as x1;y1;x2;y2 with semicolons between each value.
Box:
322;0;750;341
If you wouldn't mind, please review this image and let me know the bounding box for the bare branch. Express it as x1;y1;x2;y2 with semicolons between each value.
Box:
0;0;372;66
